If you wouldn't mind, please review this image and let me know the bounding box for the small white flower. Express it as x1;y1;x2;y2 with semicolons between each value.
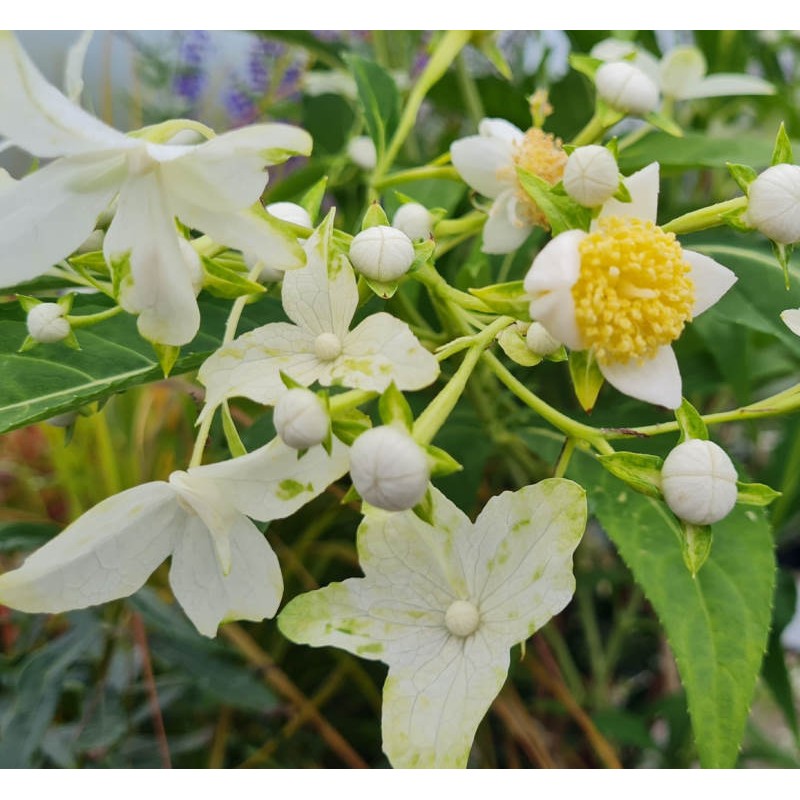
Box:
526;321;561;356
349;226;415;282
347;135;377;171
349;425;429;511
279;480;587;768
26;302;70;343
661;439;738;525
524;163;736;408
595;61;660;116
273;388;329;450
392;202;434;241
0;438;349;637
562;145;619;208
745;164;800;245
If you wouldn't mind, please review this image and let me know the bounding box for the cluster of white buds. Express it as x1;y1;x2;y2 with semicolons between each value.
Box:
745;164;800;244
595;61;659;116
349;226;415;282
273;388;329;450
392;202;434;241
26;303;71;344
562;145;619;208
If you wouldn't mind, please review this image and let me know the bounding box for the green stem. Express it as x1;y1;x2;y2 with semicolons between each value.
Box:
571;111;613;147
372;165;459;190
553;437;577;478
413;262;492;314
67;305;123;328
328;389;378;416
616;122;653;151
662;196;747;235
577;585;608;708
434;211;486;238
456;50;484;127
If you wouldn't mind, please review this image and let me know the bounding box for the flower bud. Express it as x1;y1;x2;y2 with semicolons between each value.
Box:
661;439;738;525
26;303;70;344
349;226;415;282
562;145;619;207
392;202;434;241
526;322;561;356
595;61;660;115
745;164;800;244
347;135;377;171
349;425;429;512
273;388;329;450
265;202;313;230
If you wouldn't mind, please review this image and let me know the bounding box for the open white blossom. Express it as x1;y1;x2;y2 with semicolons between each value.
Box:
0;32;312;345
198;212;439;421
0;438;349;637
279;480;587;768
524;163;736;408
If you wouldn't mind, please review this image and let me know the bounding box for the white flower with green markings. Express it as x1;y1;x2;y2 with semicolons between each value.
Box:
279;480;587;768
0;32;312;345
0;438;349;637
198;212;439;421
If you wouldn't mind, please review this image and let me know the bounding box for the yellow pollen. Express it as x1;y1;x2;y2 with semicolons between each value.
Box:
573;216;695;364
510;127;567;229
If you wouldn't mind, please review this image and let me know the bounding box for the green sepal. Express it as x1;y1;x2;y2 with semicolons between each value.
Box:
295;447;309;459
597;452;664;499
680;521;713;577
410;239;435;271
605;137;619;159
16;295;41;313
56;293;76;313
497;324;542;367
569;52;603;80
595;100;625;128
279;371;305;391
568;350;604;413
562;144;576;156
378;383;414;430
340;484;361;505
613;180;631;203
425;444;463;478
67;250;109;273
362;202;390;230
221;401;247;458
771;122;793;166
211;250;248;273
516;168;591;236
722;207;753;233
330;410;372;446
363;276;399;300
644;111;683;138
62;330;81;351
772;241;793;290
152;342;181;377
411;487;435;525
676;398;708;442
109;252;131;300
469;280;530;319
299;176;329;224
736;481;782;507
202;257;266;300
474;33;512;81
545;346;568;363
17;335;37;353
727;162;758;195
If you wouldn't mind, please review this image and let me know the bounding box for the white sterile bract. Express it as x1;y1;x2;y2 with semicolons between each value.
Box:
347;135;377;170
392;202;434;241
349;226;415;282
661;439;738;525
595;61;659;115
563;145;619;208
278;480;587;768
198;212;439;420
745;164;800;245
349;425;429;512
273;388;329;450
0;32;312;345
524;163;736;409
26;303;70;343
526;321;561;356
0;438;349;637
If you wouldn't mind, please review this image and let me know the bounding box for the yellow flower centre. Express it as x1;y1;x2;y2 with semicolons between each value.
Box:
511;127;567;229
573;217;695;364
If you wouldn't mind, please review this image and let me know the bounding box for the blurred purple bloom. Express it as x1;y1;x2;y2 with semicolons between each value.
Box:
224;85;258;125
178;31;210;68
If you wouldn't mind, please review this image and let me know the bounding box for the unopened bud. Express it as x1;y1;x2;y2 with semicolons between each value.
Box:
266;202;313;230
745;163;800;244
392;202;434;241
347;136;377;171
526;322;561;356
245;203;314;283
273;388;329;450
26;303;70;343
349;226;415;282
661;439;738;525
562;145;619;207
349;425;429;511
595;61;660;115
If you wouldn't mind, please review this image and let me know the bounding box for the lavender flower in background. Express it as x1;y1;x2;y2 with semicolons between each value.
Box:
173;30;210;105
223;84;258;126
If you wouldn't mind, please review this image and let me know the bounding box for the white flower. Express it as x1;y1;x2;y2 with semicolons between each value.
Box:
661;439;738;525
198;212;439;420
745;164;800;245
278;480;587;768
349;226;415;282
392;202;434;241
26;302;70;343
450;118;567;254
595;61;660;115
0;32;312;346
347;135;377;170
0;438;349;637
562;145;620;208
524;163;736;409
273;388;329;450
349;425;429;511
526;321;561;356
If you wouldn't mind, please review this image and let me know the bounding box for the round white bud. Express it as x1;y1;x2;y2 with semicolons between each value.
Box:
26;303;70;344
273;388;329;449
526;322;561;356
347;135;377;171
349;425;430;512
265;202;313;230
444;600;481;637
314;332;343;362
562;145;619;207
392;202;434;241
595;61;660;116
745;164;800;244
661;439;738;526
349;226;415;282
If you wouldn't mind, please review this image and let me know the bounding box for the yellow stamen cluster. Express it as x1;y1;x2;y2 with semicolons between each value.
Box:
511;128;567;229
573;216;695;364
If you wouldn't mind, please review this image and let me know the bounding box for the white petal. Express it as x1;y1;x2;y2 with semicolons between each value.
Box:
336;313;440;392
0;483;179;613
104;170;200;346
282;211;358;338
482;189;532;254
659;46;707;98
524;230;586;350
169;513;282;637
682;249;737;316
782;308;800;336
64;31;93;102
0;31;130;156
598;162;660;223
678;74;775;100
599;345;682;408
0;153;125;288
478;117;525;143
450;135;515;199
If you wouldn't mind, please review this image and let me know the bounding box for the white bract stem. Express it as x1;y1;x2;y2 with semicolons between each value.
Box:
392;202;434;241
562;145;619;208
595;61;660;115
745;164;800;245
26;302;70;343
273;388;329;449
349;225;415;282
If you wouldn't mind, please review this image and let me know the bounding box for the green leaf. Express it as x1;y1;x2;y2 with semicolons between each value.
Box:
201;257;267;300
675;398;708;442
378;382;413;429
596;452;664;498
727;162;759;195
516;168;591;236
772;122;793;166
346;54;400;160
299;176;328;223
496;324;541;367
469;280;530;319
568;349;604;413
0;521;58;553
643;110;683;138
221;401;247;457
736;481;781;506
568;52;603;80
